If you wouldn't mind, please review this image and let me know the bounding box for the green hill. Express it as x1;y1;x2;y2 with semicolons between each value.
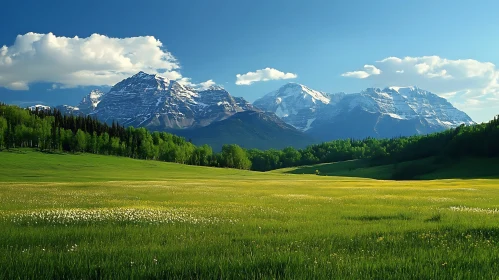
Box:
275;157;499;180
0;149;280;182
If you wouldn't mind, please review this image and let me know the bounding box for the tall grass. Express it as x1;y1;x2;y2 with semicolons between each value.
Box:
0;150;498;278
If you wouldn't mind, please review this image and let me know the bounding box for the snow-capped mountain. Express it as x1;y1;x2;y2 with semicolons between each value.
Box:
54;104;80;115
28;104;51;111
254;83;474;141
336;87;474;126
45;72;312;150
253;83;341;131
81;71;258;129
253;83;331;116
52;89;105;115
47;73;474;147
78;89;105;113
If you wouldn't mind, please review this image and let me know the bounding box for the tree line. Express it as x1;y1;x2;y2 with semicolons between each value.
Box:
0;104;251;170
1;104;497;173
247;116;499;171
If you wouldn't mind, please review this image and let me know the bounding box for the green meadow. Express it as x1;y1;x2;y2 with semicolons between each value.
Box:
1;150;499;279
276;157;499;180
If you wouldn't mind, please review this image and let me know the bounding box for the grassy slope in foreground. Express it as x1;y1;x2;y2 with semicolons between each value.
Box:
0;149;302;182
1;150;499;279
275;157;499;180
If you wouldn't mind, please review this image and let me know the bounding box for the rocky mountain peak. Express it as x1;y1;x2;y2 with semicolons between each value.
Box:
275;83;331;104
254;83;474;139
253;83;332;131
79;89;105;110
57;71;255;130
109;71;176;94
202;85;225;91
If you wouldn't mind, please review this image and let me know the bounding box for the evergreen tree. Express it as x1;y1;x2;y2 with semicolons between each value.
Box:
0;116;7;149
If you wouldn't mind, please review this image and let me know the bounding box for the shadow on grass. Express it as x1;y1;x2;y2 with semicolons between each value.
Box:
424;214;442;223
2;148;70;155
285;157;499;181
39;150;70;155
2;149;29;154
344;213;412;221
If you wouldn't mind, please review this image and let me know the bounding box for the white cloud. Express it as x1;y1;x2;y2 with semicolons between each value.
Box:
341;71;370;79
341;56;499;122
196;79;216;90
174;76;218;91
0;32;213;90
161;71;183;81
235;67;297;85
5;81;29;90
341;65;381;79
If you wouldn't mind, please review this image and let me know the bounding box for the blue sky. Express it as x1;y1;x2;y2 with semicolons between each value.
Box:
1;0;498;122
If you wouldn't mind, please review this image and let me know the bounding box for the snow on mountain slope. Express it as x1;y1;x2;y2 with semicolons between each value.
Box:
49;73;474;145
253;83;335;131
28;104;51;111
78;89;105;112
392;87;474;126
254;83;474;140
89;72;256;129
355;87;474;127
54;104;80;115
193;86;258;127
254;83;330;117
51;90;106;116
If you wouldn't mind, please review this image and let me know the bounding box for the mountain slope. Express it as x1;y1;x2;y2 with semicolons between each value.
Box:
171;111;316;151
43;72;316;150
92;72;256;129
254;84;474;141
308;108;442;140
253;83;335;131
78;89;105;113
53;89;105;115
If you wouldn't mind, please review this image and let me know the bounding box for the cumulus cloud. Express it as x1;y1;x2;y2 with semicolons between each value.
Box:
342;56;498;96
235;67;297;85
196;79;216;90
173;76;217;91
0;32;214;90
341;65;381;79
341;56;499;116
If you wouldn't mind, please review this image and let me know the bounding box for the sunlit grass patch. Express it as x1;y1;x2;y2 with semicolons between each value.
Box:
2;207;235;226
449;206;499;215
271;194;335;202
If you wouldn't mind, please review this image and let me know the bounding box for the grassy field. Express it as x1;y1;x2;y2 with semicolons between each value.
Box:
1;150;499;279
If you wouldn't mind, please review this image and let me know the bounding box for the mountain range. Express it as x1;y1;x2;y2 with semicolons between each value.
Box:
254;83;474;141
30;71;474;150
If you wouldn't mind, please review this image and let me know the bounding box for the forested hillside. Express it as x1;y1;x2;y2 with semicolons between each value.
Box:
248;117;499;172
1;104;498;178
0;104;251;170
